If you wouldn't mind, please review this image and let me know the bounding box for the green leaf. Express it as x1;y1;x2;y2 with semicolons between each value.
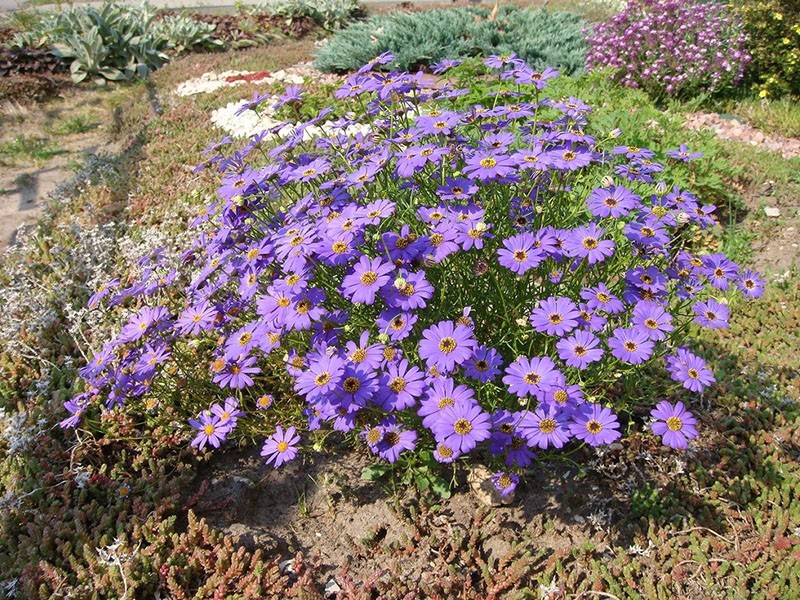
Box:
361;463;391;481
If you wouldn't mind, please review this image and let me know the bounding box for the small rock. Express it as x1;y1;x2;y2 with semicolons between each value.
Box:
279;559;297;576
324;579;342;598
468;465;514;506
573;515;586;524
764;207;781;218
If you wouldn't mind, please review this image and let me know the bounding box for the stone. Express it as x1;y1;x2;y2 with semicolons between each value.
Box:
468;465;514;507
764;207;781;218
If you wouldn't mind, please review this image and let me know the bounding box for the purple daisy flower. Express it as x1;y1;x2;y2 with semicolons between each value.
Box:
212;355;260;389
433;442;460;463
462;150;516;182
382;270;434;311
650;401;698;449
736;270;766;299
666;144;703;162
693;299;730;329
497;232;545;275
632;302;674;341
418;377;476;429
188;413;231;450
463;345;503;383
377;359;425;411
581;283;624;315
562;223;615;265
437;177;478;201
376;310;418;342
294;354;345;401
519;404;572;449
608;327;655;365
418;320;476;373
569;403;621;447
430;400;492;454
491;472;519;498
530;296;581;337
502;356;561;399
341;255;395;305
585;185;640;218
376;424;417;463
556;330;604;370
261;425;301;468
666;348;716;393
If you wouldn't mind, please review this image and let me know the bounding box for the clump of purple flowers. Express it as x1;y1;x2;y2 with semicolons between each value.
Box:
67;53;763;487
585;0;751;98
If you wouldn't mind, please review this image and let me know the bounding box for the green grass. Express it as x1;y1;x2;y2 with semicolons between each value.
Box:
725;96;800;139
50;114;101;135
0;135;67;165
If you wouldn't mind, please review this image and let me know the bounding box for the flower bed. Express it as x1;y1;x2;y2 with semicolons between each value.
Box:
68;53;764;496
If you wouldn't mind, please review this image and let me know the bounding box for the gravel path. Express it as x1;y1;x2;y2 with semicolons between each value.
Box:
684;112;800;160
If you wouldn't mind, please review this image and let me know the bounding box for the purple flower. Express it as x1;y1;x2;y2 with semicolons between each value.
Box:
378;359;425;411
519;404;572;449
212;355;261;389
376;423;417;463
502;356;561;399
585;186;640;218
189;413;231;450
491;472;519;497
650;401;698;449
418;320;476;373
497;232;545;275
569;403;621;447
692;299;730;329
376;310;417;341
418;377;476;429
632;302;674;341
261;425;301;468
666;348;715;392
557;330;604;370
294;354;345;401
736;270;765;299
463;345;503;383
462;150;516;182
430;400;491;454
530;296;581;337
341;256;395;305
562;224;615;265
581;283;624;314
608;327;655;364
666;144;703;161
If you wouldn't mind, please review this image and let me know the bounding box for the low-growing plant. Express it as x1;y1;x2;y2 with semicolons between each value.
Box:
314;7;588;75
256;0;362;31
729;0;800;99
67;53;765;498
585;0;751;99
10;2;222;84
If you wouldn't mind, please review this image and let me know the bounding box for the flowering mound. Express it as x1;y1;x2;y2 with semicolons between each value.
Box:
585;0;751;98
68;53;764;492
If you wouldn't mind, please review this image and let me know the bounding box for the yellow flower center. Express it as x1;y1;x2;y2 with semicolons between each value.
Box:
539;418;557;434
438;397;454;409
350;348;367;363
439;337;457;353
666;416;682;431
342;377;360;393
277;441;289;452
582;237;599;250
524;372;541;385
479;157;497;169
586;420;602;434
389;377;406;393
514;250;528;262
549;313;563;325
314;372;331;387
453;419;473;435
360;271;378;285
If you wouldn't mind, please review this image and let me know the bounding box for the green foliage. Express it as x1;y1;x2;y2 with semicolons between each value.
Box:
730;0;800;99
256;0;361;31
0;135;66;165
10;2;221;84
153;14;224;55
314;6;588;74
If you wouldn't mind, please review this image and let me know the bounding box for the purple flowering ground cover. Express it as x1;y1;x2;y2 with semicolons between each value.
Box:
1;33;799;599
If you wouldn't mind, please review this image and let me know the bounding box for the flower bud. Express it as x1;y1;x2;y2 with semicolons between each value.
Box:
601;175;614;188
